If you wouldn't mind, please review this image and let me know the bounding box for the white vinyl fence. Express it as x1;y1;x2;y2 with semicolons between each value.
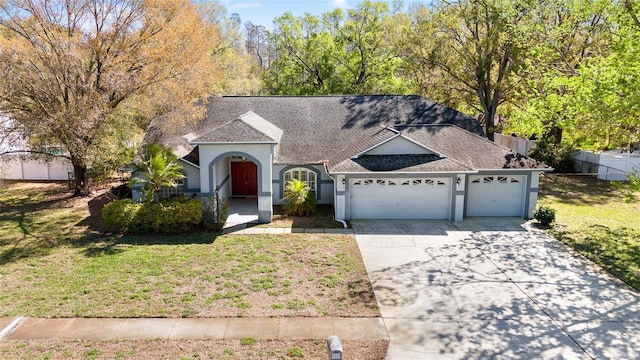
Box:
574;150;640;181
0;155;72;181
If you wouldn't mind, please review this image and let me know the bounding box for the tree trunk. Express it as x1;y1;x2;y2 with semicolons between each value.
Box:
71;159;89;196
484;108;497;141
545;125;563;143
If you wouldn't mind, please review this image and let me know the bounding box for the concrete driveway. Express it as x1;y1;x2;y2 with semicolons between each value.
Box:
353;218;640;360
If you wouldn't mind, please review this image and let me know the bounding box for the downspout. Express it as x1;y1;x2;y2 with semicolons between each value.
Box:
328;172;348;229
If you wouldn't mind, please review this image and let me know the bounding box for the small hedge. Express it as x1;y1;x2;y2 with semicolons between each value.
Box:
534;205;556;227
102;197;202;233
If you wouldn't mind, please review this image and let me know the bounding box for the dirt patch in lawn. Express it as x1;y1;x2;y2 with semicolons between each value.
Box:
258;205;344;228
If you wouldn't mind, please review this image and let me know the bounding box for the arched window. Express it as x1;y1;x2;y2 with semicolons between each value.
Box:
284;167;317;192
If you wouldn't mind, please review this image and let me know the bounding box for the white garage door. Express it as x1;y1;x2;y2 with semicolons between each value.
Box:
467;175;525;217
350;178;451;219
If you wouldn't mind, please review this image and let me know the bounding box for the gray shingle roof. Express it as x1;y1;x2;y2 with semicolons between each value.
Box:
326;125;545;173
144;95;544;172
193;118;276;143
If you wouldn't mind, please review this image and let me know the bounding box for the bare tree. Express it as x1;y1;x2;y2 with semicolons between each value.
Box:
0;0;221;193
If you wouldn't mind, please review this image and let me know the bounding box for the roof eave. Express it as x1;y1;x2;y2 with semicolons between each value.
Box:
179;158;200;169
327;170;479;175
189;141;279;145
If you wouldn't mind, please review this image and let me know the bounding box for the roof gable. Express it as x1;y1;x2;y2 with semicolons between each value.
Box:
192;111;282;144
239;111;283;143
360;134;438;156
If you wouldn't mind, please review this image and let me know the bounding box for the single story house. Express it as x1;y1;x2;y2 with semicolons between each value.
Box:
141;95;548;223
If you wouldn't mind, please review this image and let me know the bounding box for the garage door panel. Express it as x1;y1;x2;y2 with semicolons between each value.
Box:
350;178;451;220
467;175;525;217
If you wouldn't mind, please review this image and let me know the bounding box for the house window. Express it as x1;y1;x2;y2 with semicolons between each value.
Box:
284;168;317;192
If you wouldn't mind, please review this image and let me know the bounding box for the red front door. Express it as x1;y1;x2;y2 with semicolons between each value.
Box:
231;162;258;196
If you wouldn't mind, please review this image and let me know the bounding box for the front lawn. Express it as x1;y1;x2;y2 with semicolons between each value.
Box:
0;183;377;318
0;182;386;359
538;175;640;291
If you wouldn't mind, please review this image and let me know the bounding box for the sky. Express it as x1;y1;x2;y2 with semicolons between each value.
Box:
221;0;428;28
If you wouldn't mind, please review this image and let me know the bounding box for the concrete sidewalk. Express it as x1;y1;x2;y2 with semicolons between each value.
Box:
0;317;387;341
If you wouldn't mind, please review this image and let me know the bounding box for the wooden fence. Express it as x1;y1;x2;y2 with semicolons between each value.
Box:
494;133;537;155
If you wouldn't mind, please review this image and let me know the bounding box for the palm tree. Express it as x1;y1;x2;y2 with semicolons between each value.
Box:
283;179;316;216
134;143;185;203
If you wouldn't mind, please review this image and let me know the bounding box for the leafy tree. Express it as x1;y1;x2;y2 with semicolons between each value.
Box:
133;143;185;203
264;1;412;95
196;5;262;95
404;0;535;140
0;0;221;194
505;0;614;146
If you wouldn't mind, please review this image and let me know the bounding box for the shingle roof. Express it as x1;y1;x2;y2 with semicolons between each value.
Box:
144;95;544;172
326;125;545;173
194;118;275;143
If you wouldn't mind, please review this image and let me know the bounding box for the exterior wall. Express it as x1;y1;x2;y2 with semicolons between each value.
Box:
198;143;274;223
215;158;231;199
179;160;200;190
366;136;430;155
272;164;334;205
334;174;346;220
454;174;466;221
527;171;541;219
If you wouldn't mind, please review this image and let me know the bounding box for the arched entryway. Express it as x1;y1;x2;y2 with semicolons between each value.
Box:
206;150;272;224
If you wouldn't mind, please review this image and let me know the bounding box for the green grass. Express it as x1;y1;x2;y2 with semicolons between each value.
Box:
0;183;378;318
538;175;640;290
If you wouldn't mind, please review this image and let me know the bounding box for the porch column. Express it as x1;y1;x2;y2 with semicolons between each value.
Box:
257;151;273;223
258;195;272;223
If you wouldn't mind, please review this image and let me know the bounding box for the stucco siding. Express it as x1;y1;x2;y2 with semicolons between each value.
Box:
215;158;231;199
272;164;334;205
366;136;430;155
179;160;200;190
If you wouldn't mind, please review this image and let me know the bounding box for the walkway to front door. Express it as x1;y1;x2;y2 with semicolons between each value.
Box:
225;197;258;228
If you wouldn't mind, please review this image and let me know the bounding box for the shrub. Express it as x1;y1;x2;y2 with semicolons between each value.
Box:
283;179;316;216
102;199;137;233
534;205;556;227
102;197;202;233
201;196;229;232
528;137;576;173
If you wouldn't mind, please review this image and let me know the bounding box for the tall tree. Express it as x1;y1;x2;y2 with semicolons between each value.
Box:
264;0;411;95
505;0;613;145
404;0;534;140
0;0;221;193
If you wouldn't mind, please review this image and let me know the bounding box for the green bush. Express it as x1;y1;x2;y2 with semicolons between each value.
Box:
534;205;556;227
102;199;137;233
102;197;202;233
283;179;316;216
201;196;229;232
528;137;576;173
